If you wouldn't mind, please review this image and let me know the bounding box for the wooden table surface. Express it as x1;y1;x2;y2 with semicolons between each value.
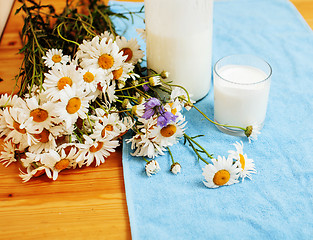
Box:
0;0;312;239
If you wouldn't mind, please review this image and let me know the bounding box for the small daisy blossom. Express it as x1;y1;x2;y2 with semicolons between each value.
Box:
228;141;256;181
245;124;261;143
171;162;181;175
131;103;145;117
76;135;119;167
42;48;70;68
148;76;161;87
115;36;144;64
55;84;93;129
202;155;240;188
0;140;17;167
23;97;61;133
145;160;160;177
43;63;83;101
80;67;106;94
19;166;47;182
78;36;126;74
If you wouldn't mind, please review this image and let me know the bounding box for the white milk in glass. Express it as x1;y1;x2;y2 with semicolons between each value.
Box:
144;0;213;101
214;65;271;129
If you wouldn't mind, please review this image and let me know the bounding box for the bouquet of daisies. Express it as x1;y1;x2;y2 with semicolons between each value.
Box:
0;0;258;188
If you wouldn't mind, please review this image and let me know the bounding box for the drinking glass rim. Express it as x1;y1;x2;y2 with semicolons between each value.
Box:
213;54;272;85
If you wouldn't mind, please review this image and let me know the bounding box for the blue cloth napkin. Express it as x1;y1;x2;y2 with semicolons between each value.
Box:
111;0;313;239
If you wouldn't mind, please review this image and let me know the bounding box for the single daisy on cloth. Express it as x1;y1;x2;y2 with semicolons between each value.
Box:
145;160;160;177
42;48;70;69
228;141;256;181
202;156;240;188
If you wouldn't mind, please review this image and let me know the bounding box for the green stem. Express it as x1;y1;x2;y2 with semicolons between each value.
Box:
115;82;149;92
57;23;80;46
192;105;246;131
142;157;149;163
160;79;191;103
167;147;175;165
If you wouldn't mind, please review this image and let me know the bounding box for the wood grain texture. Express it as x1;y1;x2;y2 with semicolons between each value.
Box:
0;0;311;239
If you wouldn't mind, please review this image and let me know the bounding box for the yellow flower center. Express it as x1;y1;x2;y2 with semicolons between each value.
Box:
213;169;231;186
120;48;133;62
34;129;50;143
66;97;81;114
57;77;72;90
112;67;123;80
101;124;114;137
52;54;62;63
90;142;104;153
55;159;70;171
239;154;245;170
98;54;114;69
83;72;95;83
30;108;49;122
13;121;26;134
160;124;177;137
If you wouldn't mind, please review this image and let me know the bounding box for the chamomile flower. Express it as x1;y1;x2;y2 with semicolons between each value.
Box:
136;28;146;41
28;128;57;153
80;67;106;94
145;160;160;177
131;103;145;117
245;125;261;143
55;85;93;129
228;141;256;181
19;166;47;182
78;36;126;74
23;97;60;133
171;162;181;175
76;135;119;167
89;113;121;139
202;156;240;188
148;76;161;86
42;48;70;68
111;62;134;82
99;31;115;42
2;107;33;149
151;118;186;147
115;36;144;64
43;64;83;101
0;93;25;109
0;140;16;167
57;143;84;169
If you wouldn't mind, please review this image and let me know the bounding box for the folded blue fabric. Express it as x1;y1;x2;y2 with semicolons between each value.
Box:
112;0;313;239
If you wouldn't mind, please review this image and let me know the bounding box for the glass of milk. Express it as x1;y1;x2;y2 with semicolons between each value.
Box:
213;55;272;136
144;0;213;101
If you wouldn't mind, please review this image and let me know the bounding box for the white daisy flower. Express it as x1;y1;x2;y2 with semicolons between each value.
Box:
0;140;16;167
43;63;83;101
151;118;186;147
23;97;61;133
170;162;181;175
170;87;195;111
0;93;25;109
42;48;70;68
115;36;144;64
148;76;161;87
136;28;146;41
2;107;33;149
164;100;184;121
89;114;119;139
57;143;84;169
19;166;47;182
145;160;160;177
76;135;119;167
28;128;57;153
55;84;93;129
99;31;115;42
245;124;261;143
228;141;256;181
202;155;240;188
78;36;126;74
80;67;106;94
105;81;118;103
111;62;134;82
131;103;145;117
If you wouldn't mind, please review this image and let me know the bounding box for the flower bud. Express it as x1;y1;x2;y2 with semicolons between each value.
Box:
161;70;169;79
170;162;181;174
